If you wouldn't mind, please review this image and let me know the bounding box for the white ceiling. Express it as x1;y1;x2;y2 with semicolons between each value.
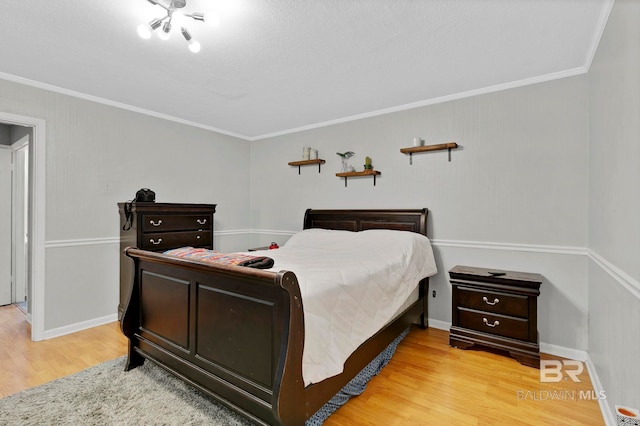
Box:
0;0;611;140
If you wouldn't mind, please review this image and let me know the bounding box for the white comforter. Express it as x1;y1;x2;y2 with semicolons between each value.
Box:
250;228;437;386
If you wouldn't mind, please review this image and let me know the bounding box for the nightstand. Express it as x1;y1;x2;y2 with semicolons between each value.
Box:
448;265;543;368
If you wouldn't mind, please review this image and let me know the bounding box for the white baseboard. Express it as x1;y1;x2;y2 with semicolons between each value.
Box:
42;313;118;340
585;354;616;426
539;342;589;362
426;318;451;331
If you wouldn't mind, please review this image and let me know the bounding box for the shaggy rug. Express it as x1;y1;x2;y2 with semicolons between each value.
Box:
0;330;408;425
0;357;254;425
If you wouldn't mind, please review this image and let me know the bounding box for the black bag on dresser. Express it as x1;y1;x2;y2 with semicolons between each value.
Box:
122;188;156;230
135;188;155;202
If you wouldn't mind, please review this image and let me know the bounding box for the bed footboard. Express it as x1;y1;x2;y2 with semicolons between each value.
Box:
120;247;306;425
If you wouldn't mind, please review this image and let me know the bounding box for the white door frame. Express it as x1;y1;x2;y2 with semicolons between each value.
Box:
0;111;45;341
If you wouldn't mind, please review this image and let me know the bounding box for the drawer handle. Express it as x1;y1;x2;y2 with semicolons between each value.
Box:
196;219;207;225
196;235;201;239
149;238;163;245
483;318;500;328
149;220;163;227
483;296;500;306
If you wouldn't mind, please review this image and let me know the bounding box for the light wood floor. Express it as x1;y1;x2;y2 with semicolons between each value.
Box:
0;304;129;399
0;304;604;425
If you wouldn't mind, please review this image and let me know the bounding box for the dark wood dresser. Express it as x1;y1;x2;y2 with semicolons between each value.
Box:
117;202;217;318
448;265;543;368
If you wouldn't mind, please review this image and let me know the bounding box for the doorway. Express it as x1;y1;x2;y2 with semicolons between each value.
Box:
0;145;11;306
0;111;45;341
0;126;29;311
13;137;29;312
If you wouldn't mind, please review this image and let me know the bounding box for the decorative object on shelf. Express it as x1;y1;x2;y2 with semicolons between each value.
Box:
400;142;458;165
364;156;373;170
269;242;279;249
137;0;211;53
302;146;319;160
289;146;324;174
336;169;381;187
336;151;355;173
412;137;424;147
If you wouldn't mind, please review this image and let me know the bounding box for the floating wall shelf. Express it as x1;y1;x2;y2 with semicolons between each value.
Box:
400;142;458;164
288;159;326;174
335;169;381;187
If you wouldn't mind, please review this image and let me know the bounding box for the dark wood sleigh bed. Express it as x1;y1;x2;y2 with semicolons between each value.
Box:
120;209;431;425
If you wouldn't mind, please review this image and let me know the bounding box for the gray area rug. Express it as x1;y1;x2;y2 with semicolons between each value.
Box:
0;356;255;425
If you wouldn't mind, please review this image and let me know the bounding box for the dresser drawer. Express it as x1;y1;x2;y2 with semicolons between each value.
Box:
142;214;212;232
456;286;528;318
141;230;212;251
458;308;530;341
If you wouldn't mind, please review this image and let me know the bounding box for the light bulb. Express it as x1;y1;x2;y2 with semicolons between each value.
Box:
188;39;201;53
158;21;171;40
137;23;152;39
190;12;205;22
181;27;201;53
137;18;162;40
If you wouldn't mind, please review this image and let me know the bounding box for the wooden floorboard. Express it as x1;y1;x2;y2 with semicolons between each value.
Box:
0;304;128;399
0;304;604;424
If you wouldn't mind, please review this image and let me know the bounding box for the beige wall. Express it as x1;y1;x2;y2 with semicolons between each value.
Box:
250;75;590;352
588;0;640;418
0;78;252;331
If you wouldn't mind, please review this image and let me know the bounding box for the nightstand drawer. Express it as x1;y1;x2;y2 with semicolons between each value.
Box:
456;286;529;318
142;214;212;232
141;230;212;251
458;308;529;341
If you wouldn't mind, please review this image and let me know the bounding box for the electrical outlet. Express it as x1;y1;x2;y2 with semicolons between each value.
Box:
432;290;436;298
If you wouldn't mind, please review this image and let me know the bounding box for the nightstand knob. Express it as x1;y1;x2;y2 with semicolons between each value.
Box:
196;219;207;225
482;296;500;306
150;238;163;245
483;318;500;327
149;219;163;227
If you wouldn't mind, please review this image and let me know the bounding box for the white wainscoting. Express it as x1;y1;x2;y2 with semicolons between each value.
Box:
44;233;638;338
588;249;640;300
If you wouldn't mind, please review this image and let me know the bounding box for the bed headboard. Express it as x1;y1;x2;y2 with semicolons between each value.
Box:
303;209;428;236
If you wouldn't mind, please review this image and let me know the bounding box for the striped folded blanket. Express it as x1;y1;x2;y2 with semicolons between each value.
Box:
163;247;274;269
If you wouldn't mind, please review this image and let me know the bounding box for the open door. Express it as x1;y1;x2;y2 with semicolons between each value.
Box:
13;143;29;309
0;147;11;305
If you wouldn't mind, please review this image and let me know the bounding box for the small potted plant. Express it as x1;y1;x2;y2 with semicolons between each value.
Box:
364;156;373;170
337;151;355;173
